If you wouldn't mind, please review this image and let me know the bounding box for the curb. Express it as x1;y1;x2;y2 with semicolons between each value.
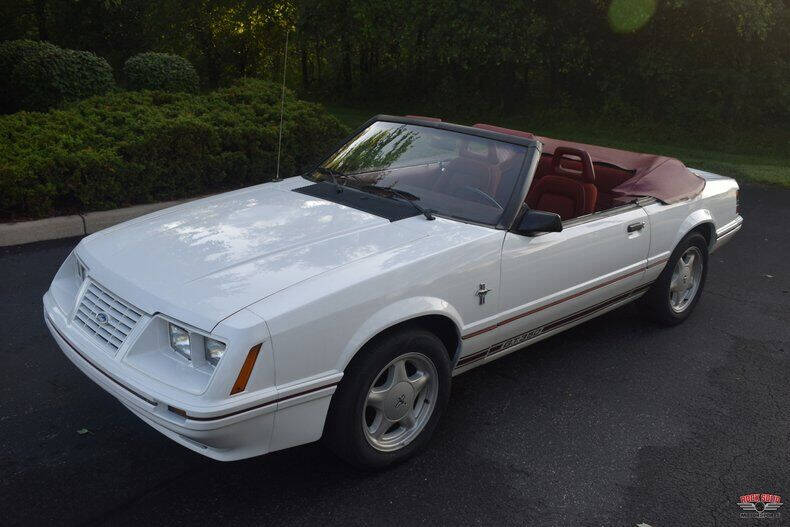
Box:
0;199;190;247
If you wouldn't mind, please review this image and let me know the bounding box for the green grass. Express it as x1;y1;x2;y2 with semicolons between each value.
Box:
322;103;790;188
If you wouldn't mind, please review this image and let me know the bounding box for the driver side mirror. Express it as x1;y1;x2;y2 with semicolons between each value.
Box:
515;209;563;236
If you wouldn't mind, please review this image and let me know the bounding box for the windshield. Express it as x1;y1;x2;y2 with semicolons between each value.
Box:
306;121;529;226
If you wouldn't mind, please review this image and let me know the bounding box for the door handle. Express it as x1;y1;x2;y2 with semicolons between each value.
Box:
627;221;646;233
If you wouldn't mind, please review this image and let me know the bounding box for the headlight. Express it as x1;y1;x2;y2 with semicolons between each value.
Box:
167;322;225;367
205;338;226;366
168;323;192;360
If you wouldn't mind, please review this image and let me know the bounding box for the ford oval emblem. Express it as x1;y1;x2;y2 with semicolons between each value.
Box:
95;312;109;325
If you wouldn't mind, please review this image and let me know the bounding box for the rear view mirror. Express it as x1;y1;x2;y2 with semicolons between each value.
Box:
515;209;563;236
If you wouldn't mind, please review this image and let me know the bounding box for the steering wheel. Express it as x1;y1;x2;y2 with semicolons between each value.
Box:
459;185;503;210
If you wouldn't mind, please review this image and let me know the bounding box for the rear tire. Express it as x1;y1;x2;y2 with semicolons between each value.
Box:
639;232;708;326
323;328;451;470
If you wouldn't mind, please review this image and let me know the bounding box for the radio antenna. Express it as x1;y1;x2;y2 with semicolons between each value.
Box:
274;29;289;181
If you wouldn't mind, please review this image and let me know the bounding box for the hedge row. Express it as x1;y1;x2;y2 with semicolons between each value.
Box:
0;40;114;113
1;40;203;113
123;52;199;93
0;79;349;220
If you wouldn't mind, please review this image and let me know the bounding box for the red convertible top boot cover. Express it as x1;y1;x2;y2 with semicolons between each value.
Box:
471;123;705;204
536;137;705;204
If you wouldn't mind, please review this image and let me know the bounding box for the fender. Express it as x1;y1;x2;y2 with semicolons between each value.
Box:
336;296;463;372
674;208;715;248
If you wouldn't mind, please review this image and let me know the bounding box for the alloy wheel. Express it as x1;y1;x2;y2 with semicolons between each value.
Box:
362;352;438;452
669;246;703;313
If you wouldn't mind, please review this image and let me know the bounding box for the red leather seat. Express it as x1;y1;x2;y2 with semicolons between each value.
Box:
589;164;634;210
526;147;597;220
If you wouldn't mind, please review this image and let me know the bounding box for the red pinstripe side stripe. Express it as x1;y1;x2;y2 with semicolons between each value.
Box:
461;258;668;340
456;282;653;369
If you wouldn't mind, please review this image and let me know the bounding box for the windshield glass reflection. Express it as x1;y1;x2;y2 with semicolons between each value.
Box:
308;122;528;225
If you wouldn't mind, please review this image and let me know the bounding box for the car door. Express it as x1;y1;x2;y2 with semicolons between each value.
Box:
494;205;651;350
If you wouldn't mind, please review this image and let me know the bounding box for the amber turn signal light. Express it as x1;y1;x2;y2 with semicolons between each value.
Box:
230;343;262;395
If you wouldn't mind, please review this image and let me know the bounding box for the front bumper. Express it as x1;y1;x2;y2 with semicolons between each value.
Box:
44;291;338;461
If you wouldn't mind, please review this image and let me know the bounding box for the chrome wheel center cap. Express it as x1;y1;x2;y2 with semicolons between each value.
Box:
384;382;414;420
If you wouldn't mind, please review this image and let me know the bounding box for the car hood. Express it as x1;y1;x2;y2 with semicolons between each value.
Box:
78;180;427;331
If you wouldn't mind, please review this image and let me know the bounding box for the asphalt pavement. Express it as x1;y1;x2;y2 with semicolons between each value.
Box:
1;183;788;526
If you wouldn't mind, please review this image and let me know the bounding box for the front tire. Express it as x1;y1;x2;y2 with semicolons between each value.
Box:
640;231;708;326
323;328;451;470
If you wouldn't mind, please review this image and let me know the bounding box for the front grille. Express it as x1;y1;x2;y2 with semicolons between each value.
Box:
74;281;143;352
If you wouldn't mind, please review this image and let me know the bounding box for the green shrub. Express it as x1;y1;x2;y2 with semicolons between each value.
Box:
0;40;60;113
124;52;199;93
0;79;348;220
11;45;115;112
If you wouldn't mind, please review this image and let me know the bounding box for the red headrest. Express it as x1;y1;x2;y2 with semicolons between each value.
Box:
552;147;595;183
405;115;442;122
473;123;535;140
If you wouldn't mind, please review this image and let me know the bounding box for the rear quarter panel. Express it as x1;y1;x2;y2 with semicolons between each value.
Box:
640;170;739;282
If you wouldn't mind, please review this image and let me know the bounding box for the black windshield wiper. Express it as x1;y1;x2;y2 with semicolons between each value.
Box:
358;184;435;221
315;166;346;193
315;170;434;221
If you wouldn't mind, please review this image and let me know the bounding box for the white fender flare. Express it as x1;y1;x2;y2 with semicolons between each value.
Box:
675;209;715;249
337;296;463;371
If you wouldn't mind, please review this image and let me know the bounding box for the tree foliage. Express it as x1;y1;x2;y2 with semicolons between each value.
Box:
1;0;787;126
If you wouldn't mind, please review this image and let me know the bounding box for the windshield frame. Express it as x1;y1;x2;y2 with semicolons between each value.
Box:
302;115;542;230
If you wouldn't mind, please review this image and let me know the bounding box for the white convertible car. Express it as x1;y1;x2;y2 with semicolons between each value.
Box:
44;116;742;468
